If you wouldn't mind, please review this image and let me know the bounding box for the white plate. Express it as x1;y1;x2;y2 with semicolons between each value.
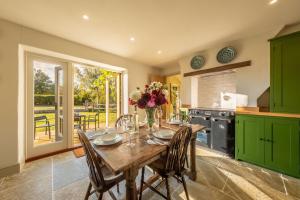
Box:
100;133;118;143
153;130;175;140
85;128;117;140
168;120;181;125
139;122;146;127
93;134;123;146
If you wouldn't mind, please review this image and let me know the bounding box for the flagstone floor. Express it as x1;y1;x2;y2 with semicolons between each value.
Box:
0;147;299;200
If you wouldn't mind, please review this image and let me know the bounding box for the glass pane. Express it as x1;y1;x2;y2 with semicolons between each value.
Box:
73;64;120;145
33;61;64;146
108;76;118;127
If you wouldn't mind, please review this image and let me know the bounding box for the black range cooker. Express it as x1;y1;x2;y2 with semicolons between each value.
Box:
189;108;235;157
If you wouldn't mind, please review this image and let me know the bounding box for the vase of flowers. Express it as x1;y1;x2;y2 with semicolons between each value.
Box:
129;82;168;132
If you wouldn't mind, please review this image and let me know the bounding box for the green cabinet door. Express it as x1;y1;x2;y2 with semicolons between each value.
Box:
270;32;300;113
265;118;300;177
236;116;265;165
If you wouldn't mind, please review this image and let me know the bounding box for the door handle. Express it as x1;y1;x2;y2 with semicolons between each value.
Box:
259;138;265;141
265;139;274;143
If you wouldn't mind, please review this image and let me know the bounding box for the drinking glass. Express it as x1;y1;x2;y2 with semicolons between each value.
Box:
122;118;130;132
126;120;136;147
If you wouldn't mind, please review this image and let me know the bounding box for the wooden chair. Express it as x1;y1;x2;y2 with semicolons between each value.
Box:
34;115;54;139
86;112;100;131
169;113;191;168
139;126;192;200
115;114;133;128
78;130;124;200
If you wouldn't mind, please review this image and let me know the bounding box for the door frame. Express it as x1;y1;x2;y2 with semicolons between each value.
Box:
20;45;127;161
25;53;69;158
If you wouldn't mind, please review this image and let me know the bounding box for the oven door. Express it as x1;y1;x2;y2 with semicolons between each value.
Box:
190;115;211;127
211;117;235;156
196;129;211;148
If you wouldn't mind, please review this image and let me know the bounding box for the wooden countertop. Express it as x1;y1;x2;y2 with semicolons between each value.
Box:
236;110;300;119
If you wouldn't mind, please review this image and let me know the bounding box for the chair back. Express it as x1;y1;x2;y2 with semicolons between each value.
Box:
115;114;133;128
34;115;48;122
78;130;106;188
165;126;192;174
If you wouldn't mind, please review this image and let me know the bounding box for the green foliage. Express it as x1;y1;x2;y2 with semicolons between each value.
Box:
33;65;119;106
74;66;118;105
34;69;55;94
34;95;55;106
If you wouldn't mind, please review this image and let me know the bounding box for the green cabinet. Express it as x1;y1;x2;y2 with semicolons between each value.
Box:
236;115;300;178
236;116;265;165
270;32;300;114
265;118;300;176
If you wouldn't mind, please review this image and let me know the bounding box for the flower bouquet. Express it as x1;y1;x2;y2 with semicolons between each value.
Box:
129;82;168;131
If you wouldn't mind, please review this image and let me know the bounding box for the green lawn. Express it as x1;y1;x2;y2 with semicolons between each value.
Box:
34;109;117;132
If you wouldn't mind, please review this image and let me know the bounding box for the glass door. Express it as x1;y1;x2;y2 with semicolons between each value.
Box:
26;54;68;158
72;64;121;145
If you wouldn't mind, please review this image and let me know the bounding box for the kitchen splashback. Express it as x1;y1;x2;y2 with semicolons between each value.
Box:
198;71;237;108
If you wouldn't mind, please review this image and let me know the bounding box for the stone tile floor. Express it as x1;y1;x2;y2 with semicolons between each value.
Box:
0;147;299;200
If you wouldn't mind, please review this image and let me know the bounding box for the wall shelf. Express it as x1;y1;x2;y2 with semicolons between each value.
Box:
183;60;251;77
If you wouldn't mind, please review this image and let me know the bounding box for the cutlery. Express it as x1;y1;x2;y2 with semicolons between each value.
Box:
147;135;168;145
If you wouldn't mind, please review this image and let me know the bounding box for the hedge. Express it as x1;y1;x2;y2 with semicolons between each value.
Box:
34;95;55;106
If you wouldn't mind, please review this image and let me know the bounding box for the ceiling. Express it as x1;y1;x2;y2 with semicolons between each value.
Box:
0;0;300;68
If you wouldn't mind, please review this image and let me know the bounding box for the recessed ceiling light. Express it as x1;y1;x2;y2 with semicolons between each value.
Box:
82;15;89;20
269;0;278;5
130;37;135;42
157;50;162;54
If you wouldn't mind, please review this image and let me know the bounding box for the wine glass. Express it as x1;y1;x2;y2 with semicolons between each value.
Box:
121;118;128;131
126;120;136;147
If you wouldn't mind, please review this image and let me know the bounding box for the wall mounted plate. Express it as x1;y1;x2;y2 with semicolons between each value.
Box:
190;55;205;70
217;47;237;64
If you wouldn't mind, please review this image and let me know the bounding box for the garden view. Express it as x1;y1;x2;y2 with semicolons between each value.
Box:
34;62;119;145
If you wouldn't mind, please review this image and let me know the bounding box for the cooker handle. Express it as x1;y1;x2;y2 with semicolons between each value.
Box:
212;117;232;123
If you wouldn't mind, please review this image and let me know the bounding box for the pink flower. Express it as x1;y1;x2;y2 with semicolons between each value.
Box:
147;96;156;108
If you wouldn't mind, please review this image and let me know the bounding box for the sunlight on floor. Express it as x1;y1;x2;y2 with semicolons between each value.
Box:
218;168;273;200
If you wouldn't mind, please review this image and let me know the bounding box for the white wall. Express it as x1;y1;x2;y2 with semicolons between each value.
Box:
276;23;300;37
179;23;300;108
0;19;159;173
160;64;180;76
179;31;275;107
197;72;236;108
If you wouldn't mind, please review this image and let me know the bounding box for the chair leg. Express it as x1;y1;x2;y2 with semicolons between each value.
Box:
165;177;171;200
98;192;103;200
181;175;189;200
49;126;51;139
117;183;120;193
84;182;92;200
139;167;145;200
185;154;189;168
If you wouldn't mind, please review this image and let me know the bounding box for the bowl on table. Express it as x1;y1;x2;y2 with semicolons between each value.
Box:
93;132;123;146
153;129;175;140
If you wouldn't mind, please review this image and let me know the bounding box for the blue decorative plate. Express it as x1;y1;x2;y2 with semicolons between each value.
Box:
217;47;237;64
190;55;205;70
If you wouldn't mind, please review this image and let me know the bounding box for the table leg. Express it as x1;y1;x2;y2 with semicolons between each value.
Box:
125;167;138;200
188;134;197;181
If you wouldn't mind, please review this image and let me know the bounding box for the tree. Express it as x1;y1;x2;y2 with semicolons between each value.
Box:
74;66;118;106
34;69;55;94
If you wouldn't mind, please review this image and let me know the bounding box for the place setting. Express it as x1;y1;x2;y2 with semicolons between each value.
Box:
86;128;124;146
146;128;175;146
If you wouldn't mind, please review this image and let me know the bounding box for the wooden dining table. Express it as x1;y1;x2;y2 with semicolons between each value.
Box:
91;122;204;200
